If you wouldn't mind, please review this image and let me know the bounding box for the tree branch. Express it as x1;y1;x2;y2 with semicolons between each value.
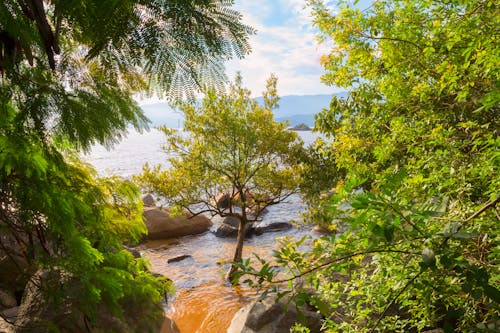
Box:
270;249;415;284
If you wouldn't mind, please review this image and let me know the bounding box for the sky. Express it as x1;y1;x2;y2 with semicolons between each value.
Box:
139;0;372;103
225;0;335;97
225;0;372;97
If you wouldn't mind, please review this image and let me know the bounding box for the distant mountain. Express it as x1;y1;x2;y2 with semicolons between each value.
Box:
139;92;346;128
139;103;183;128
275;114;314;127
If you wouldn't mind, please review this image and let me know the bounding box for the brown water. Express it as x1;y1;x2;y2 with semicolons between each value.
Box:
139;219;315;333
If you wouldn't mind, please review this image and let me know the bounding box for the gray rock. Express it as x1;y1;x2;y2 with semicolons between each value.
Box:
214;223;255;238
228;295;322;333
0;289;17;309
1;306;18;322
215;224;239;238
253;222;293;235
0;232;31;292
312;225;332;235
167;255;192;263
123;245;141;258
222;216;241;228
15;269;164;333
142;193;156;207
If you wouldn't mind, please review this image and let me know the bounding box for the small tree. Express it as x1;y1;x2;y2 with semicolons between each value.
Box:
138;74;303;281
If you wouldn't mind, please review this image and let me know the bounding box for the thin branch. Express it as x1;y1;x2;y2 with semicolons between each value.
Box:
462;195;499;225
358;32;423;51
271;249;415;284
372;270;424;331
441;194;499;245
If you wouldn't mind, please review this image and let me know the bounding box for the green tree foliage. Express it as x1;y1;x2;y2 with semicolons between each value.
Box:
137;74;304;281
0;0;252;330
241;1;499;331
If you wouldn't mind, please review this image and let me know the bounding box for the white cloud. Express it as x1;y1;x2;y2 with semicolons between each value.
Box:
225;0;342;97
138;0;341;104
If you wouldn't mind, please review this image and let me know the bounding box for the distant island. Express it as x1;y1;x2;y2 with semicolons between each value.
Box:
139;93;346;128
290;123;311;131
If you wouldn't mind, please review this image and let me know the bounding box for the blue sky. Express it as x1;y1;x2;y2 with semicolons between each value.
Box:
225;0;373;97
138;0;372;103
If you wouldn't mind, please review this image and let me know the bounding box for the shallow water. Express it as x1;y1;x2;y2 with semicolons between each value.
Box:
84;129;319;332
139;219;315;332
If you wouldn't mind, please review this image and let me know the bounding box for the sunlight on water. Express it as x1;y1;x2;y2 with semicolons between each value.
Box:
85;129;320;333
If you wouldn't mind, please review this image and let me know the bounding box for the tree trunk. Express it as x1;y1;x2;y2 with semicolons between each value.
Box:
226;219;246;283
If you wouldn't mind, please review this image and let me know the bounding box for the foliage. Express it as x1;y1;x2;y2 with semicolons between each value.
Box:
137;74;304;280
238;0;499;331
0;0;251;330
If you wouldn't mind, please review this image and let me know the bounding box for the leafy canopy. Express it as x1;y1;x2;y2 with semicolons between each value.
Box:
0;0;252;330
138;74;304;279
241;1;499;332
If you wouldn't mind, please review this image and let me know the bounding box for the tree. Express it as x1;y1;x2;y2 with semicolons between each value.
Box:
239;1;499;331
137;74;304;281
0;0;252;330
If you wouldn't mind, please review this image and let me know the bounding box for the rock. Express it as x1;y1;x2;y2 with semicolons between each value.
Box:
160;315;180;333
0;232;31;293
222;216;241;228
228;295;322;333
214;192;231;209
214;224;239;238
1;306;18;322
15;270;87;332
0;290;17;309
0;316;14;333
143;207;213;240
123;245;141;258
312;225;332;235
167;255;192;263
253;222;293;235
142;193;156;207
15;269;164;333
214;223;255;238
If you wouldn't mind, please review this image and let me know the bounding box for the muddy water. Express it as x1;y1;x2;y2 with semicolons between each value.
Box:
139;214;315;333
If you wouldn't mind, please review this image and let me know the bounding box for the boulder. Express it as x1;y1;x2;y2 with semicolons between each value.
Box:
143;207;213;240
0;316;14;333
142;193;156;207
228;295;322;333
1;306;18;323
214;222;255;238
0;232;31;293
214;224;239;238
214;192;231;209
0;290;17;310
253;222;293;235
160;315;180;333
312;225;332;235
222;216;241;228
15;269;164;333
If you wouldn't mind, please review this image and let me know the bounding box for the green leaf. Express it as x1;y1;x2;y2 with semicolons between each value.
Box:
483;285;500;304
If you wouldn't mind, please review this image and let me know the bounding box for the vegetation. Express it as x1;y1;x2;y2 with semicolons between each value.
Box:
238;0;500;331
0;0;251;330
137;74;304;281
292;123;312;131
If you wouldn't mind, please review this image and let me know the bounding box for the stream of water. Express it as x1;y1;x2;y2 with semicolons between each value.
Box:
84;129;319;333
